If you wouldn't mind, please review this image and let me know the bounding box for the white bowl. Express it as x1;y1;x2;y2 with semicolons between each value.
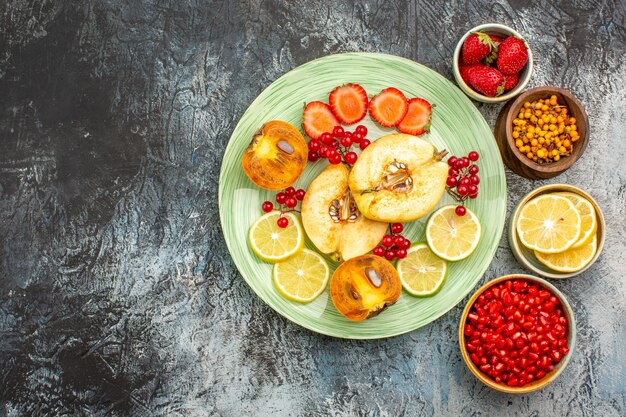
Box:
453;23;533;103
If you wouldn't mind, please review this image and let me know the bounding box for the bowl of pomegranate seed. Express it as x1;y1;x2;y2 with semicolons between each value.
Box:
459;274;575;393
453;23;533;103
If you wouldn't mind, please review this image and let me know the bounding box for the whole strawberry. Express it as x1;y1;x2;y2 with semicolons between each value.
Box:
468;65;506;97
461;32;496;65
503;73;520;91
497;37;528;75
459;64;482;85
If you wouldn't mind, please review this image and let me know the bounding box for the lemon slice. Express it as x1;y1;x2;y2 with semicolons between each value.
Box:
516;194;581;253
273;249;330;302
534;235;597;273
248;211;304;262
555;192;597;248
396;243;448;296
426;205;482;261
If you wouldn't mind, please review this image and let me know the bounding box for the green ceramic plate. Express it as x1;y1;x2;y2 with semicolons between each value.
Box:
219;53;506;339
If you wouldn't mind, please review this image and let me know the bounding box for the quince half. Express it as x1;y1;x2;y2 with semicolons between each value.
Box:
348;134;448;223
301;164;388;262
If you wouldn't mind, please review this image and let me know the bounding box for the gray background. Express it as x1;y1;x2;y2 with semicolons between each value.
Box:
1;0;624;416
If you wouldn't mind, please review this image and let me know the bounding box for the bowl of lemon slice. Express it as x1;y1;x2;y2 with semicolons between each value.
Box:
509;184;605;279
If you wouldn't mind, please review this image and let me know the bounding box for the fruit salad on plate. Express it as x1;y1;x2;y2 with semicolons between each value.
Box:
242;83;484;322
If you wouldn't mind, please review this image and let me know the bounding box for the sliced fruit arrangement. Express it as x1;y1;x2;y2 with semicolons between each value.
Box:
329;254;402;321
243;82;487;313
329;83;368;125
396;243;448;297
349;134;449;223
426;205;482;262
273;249;330;302
301;164;388;262
248;211;304;262
516;191;599;273
242;120;308;190
458;31;529;96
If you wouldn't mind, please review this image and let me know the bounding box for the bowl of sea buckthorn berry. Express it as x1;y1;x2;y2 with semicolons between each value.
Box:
494;86;588;179
459;274;575;393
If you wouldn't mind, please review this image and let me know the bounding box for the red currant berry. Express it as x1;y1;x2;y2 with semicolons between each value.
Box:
308;139;321;151
373;246;385;256
308;150;319;162
276;192;287;204
449;168;459;177
340;136;353;147
295;189;306;200
469;192;478;199
381;235;394;247
385;250;396;261
318;146;329;158
320;132;333;144
470;175;480;185
400;238;411;249
332;126;345;138
277;217;289;228
396;248;407;259
455;205;467;216
330;139;340;148
329;153;342;165
262;201;273;212
328;148;338;157
469;165;479;175
355;125;368;136
460;177;470;186
468;151;479;161
391;223;403;234
344;152;358;164
448;156;458;167
446;176;458;187
285;187;296;196
285;197;297;208
359;139;371;150
468;185;478;195
461;156;470;166
454;159;465;170
457;185;469;196
393;235;405;247
352;132;363;143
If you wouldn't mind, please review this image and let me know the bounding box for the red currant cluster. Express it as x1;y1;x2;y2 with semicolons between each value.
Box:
445;151;480;216
261;186;306;228
372;223;411;261
308;125;371;165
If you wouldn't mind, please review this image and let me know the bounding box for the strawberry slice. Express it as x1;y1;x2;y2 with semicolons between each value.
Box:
397;98;432;136
368;87;408;127
302;101;340;140
328;83;368;125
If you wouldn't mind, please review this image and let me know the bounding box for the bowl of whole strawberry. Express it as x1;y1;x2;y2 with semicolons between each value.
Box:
453;23;533;103
459;274;575;393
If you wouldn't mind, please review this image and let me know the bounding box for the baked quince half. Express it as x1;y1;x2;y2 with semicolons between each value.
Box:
241;120;308;190
330;254;402;321
348;134;448;223
301;164;388;262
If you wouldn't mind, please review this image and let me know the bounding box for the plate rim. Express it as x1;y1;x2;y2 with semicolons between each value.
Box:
218;52;507;339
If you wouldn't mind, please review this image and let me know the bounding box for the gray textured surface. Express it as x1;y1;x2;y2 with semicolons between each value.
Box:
1;0;625;415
